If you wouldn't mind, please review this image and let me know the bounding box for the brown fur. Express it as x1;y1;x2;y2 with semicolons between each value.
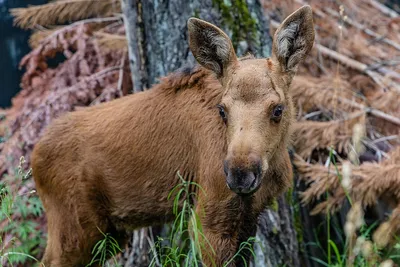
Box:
31;6;314;267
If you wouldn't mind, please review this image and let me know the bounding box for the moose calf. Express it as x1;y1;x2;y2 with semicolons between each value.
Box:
32;5;315;266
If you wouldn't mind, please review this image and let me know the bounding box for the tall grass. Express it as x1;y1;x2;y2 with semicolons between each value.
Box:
149;172;209;266
0;156;259;267
87;228;122;267
86;171;257;266
148;172;257;267
1;162;258;267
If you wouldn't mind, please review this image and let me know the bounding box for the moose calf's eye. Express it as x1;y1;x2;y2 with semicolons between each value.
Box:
217;104;227;123
272;105;284;122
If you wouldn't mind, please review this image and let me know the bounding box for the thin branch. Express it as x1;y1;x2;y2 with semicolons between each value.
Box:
324;7;400;52
117;53;126;96
368;108;400;126
371;135;400;144
87;65;121;79
315;44;400;92
337;97;400;126
369;0;399;18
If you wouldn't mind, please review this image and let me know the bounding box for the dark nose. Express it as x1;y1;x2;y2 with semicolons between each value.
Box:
224;160;262;195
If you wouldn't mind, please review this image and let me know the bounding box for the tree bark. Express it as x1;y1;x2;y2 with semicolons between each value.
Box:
119;1;300;266
252;196;300;267
126;0;272;87
121;0;149;92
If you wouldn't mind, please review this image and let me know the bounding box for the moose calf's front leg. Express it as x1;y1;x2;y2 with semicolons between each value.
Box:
196;195;256;267
196;205;237;266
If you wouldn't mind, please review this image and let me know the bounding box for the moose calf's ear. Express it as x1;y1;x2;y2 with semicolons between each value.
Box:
272;5;315;74
187;18;237;77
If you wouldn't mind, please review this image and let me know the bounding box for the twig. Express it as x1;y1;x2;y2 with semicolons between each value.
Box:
369;0;399;18
95;31;127;41
86;65;121;80
315;44;400;92
371;135;400;144
315;43;368;72
303;111;323;120
324;7;400;51
117;53;126;96
146;227;161;267
337;97;400;126
368;108;400;126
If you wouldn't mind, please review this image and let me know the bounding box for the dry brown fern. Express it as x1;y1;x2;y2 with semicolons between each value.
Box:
95;31;127;50
370;90;400;117
11;0;120;29
28;17;121;50
1;19;128;177
377;206;400;248
292;112;366;158
291;75;362;115
29;27;61;48
296;146;400;215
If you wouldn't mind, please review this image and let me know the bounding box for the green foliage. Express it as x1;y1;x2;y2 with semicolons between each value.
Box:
0;156;44;265
212;0;257;50
149;172;258;267
77;171;260;267
87;228;122;267
149;172;208;266
224;237;257;267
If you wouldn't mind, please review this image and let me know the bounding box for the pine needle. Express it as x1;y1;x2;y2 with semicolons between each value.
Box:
95;32;127;50
28;17;119;49
11;0;120;29
29;27;61;48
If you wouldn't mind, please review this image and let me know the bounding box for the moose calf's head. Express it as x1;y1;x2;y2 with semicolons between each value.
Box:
188;6;315;195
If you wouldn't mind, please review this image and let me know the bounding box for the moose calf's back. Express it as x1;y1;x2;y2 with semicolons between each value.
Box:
32;67;223;226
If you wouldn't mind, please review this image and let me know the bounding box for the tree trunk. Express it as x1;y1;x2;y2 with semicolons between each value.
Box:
252;195;300;267
119;0;300;266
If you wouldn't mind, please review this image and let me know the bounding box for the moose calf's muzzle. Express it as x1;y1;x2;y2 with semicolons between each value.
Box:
224;154;263;195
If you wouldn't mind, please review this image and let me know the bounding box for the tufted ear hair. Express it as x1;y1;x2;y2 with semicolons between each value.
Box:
272;5;315;75
187;18;237;78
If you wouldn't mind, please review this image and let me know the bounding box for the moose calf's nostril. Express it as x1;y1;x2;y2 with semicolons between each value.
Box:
251;172;258;186
223;160;229;176
255;163;262;178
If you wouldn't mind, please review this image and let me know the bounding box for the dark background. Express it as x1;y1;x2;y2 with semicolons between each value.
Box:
0;0;47;108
